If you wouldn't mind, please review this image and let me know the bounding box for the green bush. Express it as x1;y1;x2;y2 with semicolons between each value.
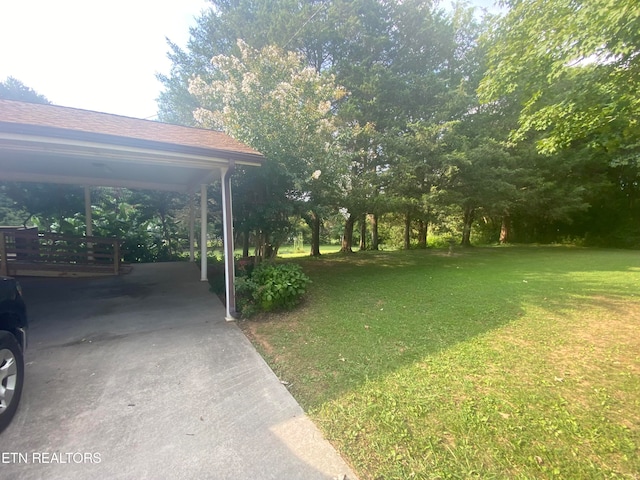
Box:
206;257;226;295
237;262;311;316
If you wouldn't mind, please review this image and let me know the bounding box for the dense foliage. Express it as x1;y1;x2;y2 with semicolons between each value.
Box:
0;183;194;263
479;0;640;247
157;0;639;250
479;0;640;160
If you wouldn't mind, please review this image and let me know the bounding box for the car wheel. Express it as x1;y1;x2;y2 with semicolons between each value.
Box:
0;331;24;433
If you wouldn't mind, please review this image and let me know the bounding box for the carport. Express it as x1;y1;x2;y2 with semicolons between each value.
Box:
0;100;357;478
0;99;264;320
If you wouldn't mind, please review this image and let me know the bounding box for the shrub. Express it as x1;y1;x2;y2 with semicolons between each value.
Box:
206;257;226;295
237;262;311;316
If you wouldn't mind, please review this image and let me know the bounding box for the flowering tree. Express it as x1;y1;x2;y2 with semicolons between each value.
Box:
189;40;348;256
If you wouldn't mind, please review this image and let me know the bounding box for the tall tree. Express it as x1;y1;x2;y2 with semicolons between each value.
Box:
479;0;640;245
165;1;618;250
384;2;489;248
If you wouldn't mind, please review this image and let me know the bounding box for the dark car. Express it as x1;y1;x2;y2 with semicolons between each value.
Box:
0;276;27;433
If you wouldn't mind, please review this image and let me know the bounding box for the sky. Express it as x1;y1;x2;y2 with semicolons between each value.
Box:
0;0;209;119
0;0;501;121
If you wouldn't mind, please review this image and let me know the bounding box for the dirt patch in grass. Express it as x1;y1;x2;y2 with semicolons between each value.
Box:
542;297;640;380
555;297;640;434
567;296;640;352
239;319;277;358
238;314;336;399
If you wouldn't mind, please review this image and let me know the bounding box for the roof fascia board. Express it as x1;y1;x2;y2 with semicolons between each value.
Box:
0;132;235;168
0;121;264;166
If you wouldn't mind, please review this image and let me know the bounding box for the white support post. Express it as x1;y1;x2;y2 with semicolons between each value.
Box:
0;232;7;277
220;166;236;321
200;183;208;282
189;191;195;262
84;186;93;237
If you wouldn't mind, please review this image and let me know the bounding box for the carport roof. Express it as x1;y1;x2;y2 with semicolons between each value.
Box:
0;99;264;192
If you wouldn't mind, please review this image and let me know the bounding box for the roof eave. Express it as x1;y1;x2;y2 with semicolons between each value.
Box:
0;121;265;167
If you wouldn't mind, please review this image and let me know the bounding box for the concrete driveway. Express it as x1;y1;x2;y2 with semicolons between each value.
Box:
0;263;356;480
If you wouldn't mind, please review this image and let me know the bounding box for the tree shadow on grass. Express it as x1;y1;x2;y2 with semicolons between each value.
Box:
243;246;640;410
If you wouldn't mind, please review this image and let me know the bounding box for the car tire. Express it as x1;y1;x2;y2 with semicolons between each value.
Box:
0;331;24;433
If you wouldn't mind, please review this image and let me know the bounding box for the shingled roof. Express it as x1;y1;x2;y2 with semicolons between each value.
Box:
0;99;263;192
0;99;263;163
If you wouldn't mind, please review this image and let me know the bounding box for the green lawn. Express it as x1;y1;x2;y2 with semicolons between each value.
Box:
209;244;341;260
240;246;640;479
277;243;342;258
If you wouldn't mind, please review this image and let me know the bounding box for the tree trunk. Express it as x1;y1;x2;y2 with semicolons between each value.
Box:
461;207;475;247
309;210;321;257
255;231;270;261
262;243;274;259
499;214;511;244
359;214;367;251
369;213;379;250
242;226;250;258
417;218;428;249
403;212;411;250
340;214;355;253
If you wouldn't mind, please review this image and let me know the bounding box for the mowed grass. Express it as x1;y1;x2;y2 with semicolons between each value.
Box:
240;246;640;479
277;243;342;258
